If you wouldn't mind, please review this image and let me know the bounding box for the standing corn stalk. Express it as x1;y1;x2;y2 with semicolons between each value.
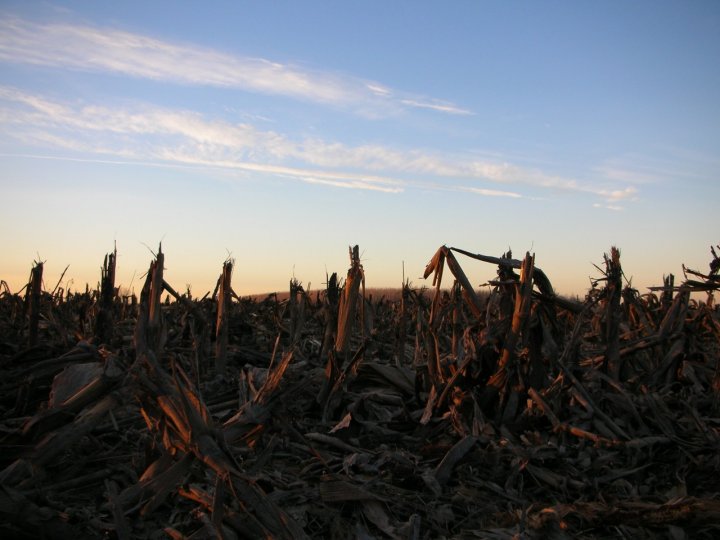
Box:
318;272;339;363
423;246;486;388
215;259;233;373
288;278;306;346
451;281;463;360
500;252;535;372
424;246;485;323
318;246;365;420
485;252;535;420
394;278;410;368
95;245;117;344
334;245;364;361
26;261;43;348
604;247;622;379
144;244;166;356
661;274;675;311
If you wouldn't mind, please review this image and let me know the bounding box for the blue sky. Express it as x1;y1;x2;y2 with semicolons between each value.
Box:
1;1;718;297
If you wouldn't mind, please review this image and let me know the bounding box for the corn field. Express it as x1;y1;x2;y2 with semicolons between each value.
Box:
1;243;719;539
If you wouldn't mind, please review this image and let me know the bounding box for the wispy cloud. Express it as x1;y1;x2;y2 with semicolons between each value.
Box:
596;152;717;185
0;16;469;117
586;186;637;211
597;187;638;201
400;99;473;116
0;86;640;203
598;167;659;185
593;203;624;212
300;177;403;193
460;187;522;198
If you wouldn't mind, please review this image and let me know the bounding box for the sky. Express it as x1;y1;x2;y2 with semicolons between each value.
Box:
1;1;718;298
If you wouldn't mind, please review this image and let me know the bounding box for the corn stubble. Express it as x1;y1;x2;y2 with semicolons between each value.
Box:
1;242;720;539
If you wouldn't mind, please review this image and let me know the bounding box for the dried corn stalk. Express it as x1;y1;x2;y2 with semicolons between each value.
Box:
215;259;233;373
335;245;364;358
26;261;43;347
95;245;116;344
144;245;166;355
604;247;622;379
485;252;535;419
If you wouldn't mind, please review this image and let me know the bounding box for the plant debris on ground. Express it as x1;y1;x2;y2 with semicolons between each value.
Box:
1;243;719;539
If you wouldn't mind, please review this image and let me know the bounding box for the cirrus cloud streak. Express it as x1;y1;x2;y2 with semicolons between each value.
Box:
0;16;470;117
0;85;639;203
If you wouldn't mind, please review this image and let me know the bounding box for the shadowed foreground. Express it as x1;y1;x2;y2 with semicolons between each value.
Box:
1;244;719;539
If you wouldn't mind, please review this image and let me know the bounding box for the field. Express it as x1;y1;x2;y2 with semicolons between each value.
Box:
1;244;719;539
